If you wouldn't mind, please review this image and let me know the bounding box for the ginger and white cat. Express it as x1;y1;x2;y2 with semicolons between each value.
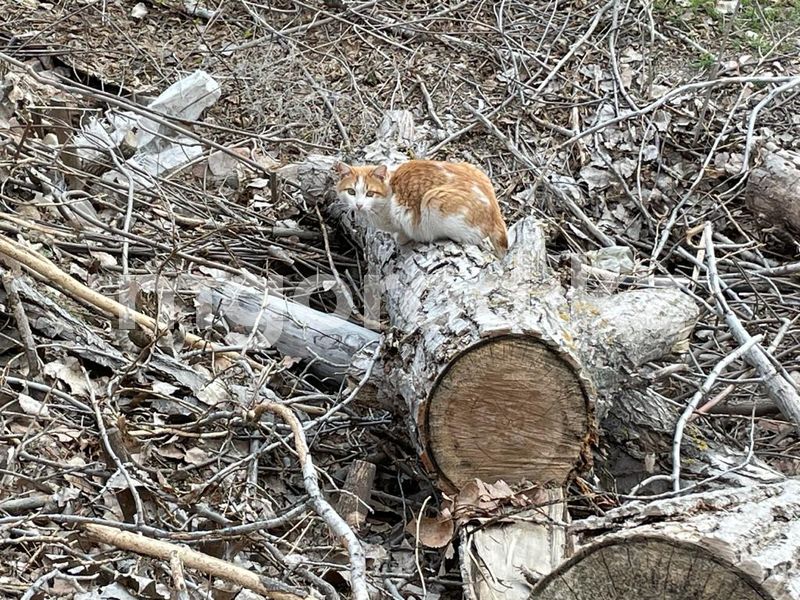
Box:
334;160;508;257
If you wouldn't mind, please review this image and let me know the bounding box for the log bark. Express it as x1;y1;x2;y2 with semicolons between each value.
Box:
286;112;700;493
461;489;570;599
196;277;380;383
746;149;800;237
604;387;783;494
532;479;800;599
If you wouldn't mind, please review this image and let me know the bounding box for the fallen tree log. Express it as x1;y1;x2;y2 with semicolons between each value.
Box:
533;479;800;599
746;148;800;239
280;114;693;600
285;112;700;493
205;233;782;495
274;113;793;600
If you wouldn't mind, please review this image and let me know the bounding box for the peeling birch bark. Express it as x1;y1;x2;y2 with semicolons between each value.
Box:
461;489;571;600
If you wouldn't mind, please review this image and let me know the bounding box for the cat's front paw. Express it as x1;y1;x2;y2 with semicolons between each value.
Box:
394;232;412;246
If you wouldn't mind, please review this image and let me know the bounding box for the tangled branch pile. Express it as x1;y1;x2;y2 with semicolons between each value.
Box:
1;1;799;599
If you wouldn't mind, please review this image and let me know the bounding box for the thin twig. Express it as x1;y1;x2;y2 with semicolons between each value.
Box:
741;76;800;173
704;222;800;431
83;523;312;600
671;334;762;491
252;403;370;600
1;270;41;377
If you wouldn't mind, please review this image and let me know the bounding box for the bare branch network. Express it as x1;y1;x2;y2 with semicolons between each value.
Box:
0;1;799;599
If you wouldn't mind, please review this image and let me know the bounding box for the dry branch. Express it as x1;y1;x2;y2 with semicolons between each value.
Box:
1;269;40;376
202;277;380;382
0;233;254;370
252;402;370;600
82;524;313;600
704;223;800;431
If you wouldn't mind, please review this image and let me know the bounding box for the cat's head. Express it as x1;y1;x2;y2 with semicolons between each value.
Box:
334;162;390;214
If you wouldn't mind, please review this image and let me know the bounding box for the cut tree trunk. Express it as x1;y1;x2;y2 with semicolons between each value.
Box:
746;149;800;239
286;112;700;493
282;113;699;600
275;112;789;600
532;479;800;600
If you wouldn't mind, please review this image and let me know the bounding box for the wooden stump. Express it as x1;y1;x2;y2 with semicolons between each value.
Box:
461;488;571;599
533;480;800;599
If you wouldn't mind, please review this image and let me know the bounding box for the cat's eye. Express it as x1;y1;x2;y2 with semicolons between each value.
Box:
346;188;356;195
366;191;376;198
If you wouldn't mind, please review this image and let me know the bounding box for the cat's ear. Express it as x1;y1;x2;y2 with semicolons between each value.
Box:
334;161;352;178
372;165;388;180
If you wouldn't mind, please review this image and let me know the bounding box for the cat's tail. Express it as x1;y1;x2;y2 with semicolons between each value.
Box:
489;221;508;258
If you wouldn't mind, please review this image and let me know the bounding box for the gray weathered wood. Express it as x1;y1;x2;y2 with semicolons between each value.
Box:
746;149;800;236
199;278;380;383
336;459;376;532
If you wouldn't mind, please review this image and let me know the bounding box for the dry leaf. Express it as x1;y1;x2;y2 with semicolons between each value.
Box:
44;357;91;397
153;444;185;460
131;3;148;18
18;393;50;417
184;446;209;465
196;379;228;405
405;514;455;548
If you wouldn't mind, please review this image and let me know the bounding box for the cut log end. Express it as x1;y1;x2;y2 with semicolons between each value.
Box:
423;335;592;489
533;538;769;599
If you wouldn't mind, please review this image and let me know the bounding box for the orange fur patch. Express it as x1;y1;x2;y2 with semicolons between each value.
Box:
334;160;509;256
391;161;508;255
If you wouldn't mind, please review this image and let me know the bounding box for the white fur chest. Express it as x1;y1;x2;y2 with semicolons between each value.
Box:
387;196;418;238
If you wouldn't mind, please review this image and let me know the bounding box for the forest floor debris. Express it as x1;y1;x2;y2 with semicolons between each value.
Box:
1;1;800;598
